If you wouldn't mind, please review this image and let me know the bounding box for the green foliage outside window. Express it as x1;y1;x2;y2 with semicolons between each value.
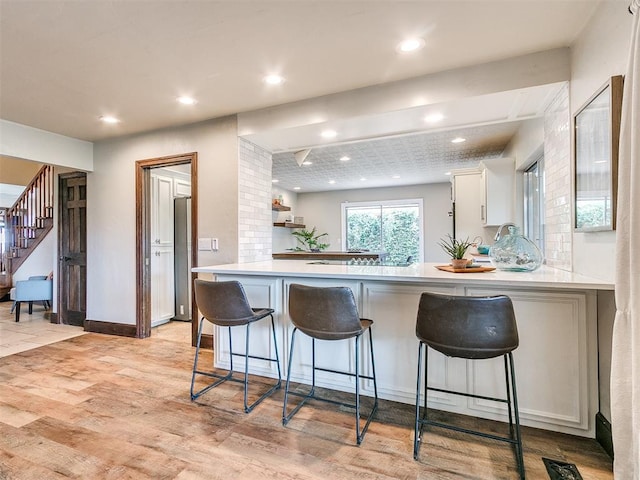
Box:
346;205;420;264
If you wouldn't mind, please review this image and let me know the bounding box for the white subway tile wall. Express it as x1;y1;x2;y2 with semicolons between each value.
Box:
238;139;272;262
543;83;572;271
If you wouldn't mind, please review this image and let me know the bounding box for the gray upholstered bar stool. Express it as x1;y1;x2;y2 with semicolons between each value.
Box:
283;283;378;445
191;279;281;413
414;292;525;479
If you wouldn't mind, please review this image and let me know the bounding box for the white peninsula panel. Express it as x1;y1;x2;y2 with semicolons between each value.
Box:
194;260;611;437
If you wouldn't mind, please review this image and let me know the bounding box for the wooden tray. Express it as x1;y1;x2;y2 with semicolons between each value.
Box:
435;265;496;273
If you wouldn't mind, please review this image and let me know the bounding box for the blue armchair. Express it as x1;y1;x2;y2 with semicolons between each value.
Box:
9;276;53;322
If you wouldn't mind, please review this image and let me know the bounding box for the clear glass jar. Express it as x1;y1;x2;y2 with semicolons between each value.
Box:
489;226;543;272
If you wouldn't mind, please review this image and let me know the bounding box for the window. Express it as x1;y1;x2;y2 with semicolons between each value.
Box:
523;157;545;255
341;199;423;263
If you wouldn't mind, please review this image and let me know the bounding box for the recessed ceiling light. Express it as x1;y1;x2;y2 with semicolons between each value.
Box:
397;38;425;53
302;161;313;165
451;137;466;143
392;175;401;179
293;186;301;190
444;172;451;176
424;113;444;123
177;96;196;105
99;115;120;124
340;156;350;161
272;179;279;183
328;180;336;184
263;74;285;85
321;130;337;139
360;177;367;181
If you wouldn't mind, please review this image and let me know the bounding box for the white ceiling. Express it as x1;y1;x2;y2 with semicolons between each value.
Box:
0;1;602;191
270;81;565;191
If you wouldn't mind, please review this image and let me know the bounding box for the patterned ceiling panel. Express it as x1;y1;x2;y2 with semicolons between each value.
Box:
272;122;521;192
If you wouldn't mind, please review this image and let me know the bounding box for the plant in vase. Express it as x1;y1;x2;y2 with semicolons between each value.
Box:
438;234;473;269
290;227;330;252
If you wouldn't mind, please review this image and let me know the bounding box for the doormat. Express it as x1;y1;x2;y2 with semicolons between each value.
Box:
542;458;583;480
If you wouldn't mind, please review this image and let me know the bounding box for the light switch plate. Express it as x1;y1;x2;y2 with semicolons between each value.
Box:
198;238;212;251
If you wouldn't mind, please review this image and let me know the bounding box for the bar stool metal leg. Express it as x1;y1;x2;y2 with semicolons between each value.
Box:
414;341;424;459
282;327;378;445
509;352;525;480
191;315;281;412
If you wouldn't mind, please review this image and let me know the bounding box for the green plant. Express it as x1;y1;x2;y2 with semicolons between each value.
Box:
290;227;330;252
438;234;472;259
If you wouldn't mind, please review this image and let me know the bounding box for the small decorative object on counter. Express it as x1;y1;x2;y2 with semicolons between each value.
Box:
490;225;543;271
438;234;473;269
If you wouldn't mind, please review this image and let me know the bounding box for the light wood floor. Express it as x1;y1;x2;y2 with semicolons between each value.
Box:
0;300;85;358
0;320;613;479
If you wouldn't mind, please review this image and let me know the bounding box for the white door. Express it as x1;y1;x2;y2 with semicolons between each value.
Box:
151;173;175;326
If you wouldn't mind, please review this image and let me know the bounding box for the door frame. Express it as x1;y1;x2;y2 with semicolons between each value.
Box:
135;153;198;339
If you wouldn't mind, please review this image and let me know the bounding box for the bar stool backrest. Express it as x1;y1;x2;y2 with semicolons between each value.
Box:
194;279;256;325
416;292;519;359
288;283;363;340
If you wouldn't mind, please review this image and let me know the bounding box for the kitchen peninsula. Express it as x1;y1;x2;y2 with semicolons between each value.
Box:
193;260;613;437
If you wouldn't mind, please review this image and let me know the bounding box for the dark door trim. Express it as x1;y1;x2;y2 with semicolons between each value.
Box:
135;153;198;339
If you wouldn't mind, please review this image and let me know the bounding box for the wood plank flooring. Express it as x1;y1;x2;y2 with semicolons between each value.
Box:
0;320;613;479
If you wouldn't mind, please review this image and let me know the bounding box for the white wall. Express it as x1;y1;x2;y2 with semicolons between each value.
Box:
503;118;544;233
88;116;239;325
0;119;93;171
504;118;545;172
570;2;633;282
569;1;633;426
11;232;55;281
296;183;452;262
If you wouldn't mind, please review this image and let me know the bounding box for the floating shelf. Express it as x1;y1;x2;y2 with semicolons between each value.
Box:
273;222;305;228
272;204;291;211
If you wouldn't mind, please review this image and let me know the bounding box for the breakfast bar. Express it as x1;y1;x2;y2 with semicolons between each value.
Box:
193;260;613;438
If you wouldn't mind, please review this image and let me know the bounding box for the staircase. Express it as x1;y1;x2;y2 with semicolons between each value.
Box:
0;165;54;295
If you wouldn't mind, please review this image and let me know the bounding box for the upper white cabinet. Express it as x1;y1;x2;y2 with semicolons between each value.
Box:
479;158;515;226
451;158;515;240
151;174;175;246
451;168;484;241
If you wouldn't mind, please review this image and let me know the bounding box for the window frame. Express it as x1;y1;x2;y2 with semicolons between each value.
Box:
340;198;424;262
523;156;545;255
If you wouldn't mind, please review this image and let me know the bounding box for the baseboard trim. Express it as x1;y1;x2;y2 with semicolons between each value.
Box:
595;412;614;459
200;333;213;350
84;320;137;337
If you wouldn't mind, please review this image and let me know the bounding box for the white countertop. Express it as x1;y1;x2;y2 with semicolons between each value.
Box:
193;260;614;291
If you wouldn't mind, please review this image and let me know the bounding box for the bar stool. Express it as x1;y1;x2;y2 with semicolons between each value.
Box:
191;279;281;413
283;283;378;445
414;292;525;479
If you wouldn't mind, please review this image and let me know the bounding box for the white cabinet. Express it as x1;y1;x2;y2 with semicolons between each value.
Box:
150;171;190;327
451;159;515;239
479;158;515;226
209;275;598;437
152;174;175;246
151;173;176;326
451;169;483;241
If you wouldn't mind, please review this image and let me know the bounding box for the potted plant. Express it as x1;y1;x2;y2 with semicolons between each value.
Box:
438;234;473;269
291;227;330;252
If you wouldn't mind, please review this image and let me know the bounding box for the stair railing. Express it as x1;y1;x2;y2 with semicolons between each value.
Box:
5;165;54;272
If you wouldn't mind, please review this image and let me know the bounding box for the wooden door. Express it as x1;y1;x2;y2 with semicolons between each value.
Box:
58;173;87;326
